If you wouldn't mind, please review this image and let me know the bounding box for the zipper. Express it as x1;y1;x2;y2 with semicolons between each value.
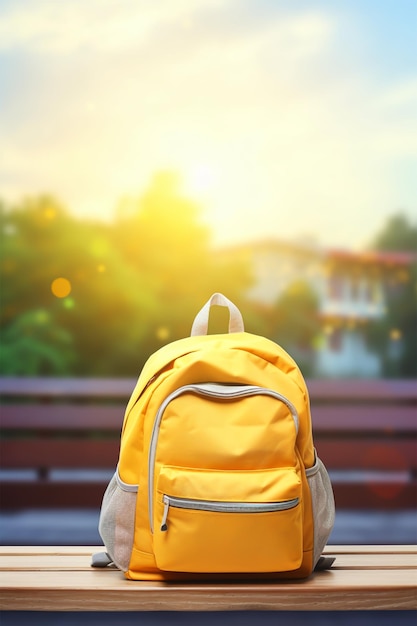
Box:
160;495;300;531
148;382;300;533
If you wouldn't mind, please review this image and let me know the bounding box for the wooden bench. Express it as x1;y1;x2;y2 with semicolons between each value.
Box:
0;545;416;611
1;377;416;510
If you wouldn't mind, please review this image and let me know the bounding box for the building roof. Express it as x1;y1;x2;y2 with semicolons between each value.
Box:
223;237;416;267
326;249;416;266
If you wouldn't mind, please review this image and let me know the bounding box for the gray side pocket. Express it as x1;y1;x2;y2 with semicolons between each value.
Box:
98;470;138;572
306;454;335;568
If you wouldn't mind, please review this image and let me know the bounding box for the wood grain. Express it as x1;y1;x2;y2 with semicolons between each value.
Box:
0;546;416;612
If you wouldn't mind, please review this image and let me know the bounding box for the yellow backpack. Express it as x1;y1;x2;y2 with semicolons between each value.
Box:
95;293;335;580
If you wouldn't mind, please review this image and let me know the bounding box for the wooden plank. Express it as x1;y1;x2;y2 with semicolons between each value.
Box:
0;404;124;430
0;546;101;555
329;552;417;569
307;379;417;401
2;439;415;472
0;554;99;570
0;568;415;611
1;551;416;572
0;439;119;468
1;480;416;510
1;545;414;556
0;377;135;398
323;545;417;555
2;403;416;432
2;481;416;510
0;482;108;509
311;405;417;431
331;481;417;509
1;377;416;401
316;439;417;470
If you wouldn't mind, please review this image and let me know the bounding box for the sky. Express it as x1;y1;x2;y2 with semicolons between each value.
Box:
1;0;416;250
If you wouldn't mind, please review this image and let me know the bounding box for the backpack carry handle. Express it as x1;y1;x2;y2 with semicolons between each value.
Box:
191;293;245;336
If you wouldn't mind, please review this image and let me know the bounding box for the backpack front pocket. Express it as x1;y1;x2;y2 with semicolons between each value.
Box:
153;466;303;573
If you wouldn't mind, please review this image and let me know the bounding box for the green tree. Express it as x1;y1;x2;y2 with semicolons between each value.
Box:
113;171;252;350
1;197;78;374
0;309;75;375
0;174;252;376
0;196;158;376
371;213;417;252
269;280;320;376
368;212;417;377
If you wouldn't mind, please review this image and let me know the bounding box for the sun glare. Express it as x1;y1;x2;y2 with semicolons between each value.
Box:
184;164;218;197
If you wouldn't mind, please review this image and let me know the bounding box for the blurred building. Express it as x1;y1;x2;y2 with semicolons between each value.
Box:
232;240;414;378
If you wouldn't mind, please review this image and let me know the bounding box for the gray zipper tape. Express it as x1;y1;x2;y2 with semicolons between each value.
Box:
160;495;300;531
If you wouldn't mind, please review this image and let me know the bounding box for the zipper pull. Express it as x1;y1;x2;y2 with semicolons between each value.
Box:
160;496;170;531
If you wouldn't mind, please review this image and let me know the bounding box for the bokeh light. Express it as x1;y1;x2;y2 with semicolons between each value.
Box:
156;326;170;341
51;277;72;298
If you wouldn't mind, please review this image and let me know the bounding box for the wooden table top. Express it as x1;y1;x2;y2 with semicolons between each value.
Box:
1;545;416;612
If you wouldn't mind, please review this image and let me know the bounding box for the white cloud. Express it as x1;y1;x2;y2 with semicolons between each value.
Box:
0;0;230;53
379;77;417;108
369;77;417;157
277;11;334;58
